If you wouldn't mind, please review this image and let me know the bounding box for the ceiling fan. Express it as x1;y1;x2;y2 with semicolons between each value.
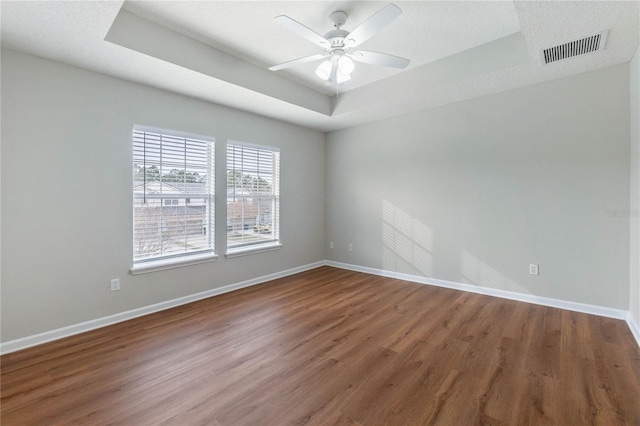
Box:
268;4;410;86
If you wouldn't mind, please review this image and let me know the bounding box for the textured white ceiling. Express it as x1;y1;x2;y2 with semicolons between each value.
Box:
122;1;522;94
1;1;638;132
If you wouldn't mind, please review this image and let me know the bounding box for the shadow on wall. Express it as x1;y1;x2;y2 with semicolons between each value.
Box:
382;200;433;276
382;200;527;295
461;250;528;295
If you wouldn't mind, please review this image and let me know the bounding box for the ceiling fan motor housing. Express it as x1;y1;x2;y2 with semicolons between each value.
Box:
325;29;349;49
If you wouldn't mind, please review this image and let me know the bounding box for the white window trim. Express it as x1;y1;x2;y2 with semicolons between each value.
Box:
132;125;215;268
134;125;215;143
225;243;283;259
227;140;280;153
130;252;218;275
226;140;280;253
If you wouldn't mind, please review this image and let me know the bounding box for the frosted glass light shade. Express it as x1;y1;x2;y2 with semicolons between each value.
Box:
315;60;332;80
336;72;351;83
338;56;355;75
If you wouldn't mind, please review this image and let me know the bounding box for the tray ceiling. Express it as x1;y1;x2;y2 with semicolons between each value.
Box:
1;1;638;132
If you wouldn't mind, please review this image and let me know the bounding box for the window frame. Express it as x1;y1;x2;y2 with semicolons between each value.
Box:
130;125;217;274
225;141;281;258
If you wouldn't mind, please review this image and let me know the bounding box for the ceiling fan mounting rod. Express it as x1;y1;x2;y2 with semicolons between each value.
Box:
329;10;347;29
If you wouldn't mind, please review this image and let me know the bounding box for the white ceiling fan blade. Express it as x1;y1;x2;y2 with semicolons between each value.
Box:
274;15;330;48
269;53;328;71
346;4;402;48
350;51;410;69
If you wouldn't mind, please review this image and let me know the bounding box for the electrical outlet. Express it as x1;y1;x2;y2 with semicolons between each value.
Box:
329;241;334;249
348;243;354;252
529;264;539;275
110;278;120;292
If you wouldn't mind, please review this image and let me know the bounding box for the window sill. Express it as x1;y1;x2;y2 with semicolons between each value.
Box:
225;243;283;259
130;252;218;275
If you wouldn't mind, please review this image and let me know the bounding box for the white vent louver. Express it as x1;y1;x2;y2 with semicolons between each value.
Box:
541;31;608;65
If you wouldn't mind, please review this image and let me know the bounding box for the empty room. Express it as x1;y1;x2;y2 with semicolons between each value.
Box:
1;0;639;424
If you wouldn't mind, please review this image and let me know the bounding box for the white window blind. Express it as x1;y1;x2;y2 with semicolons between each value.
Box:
227;142;280;251
133;128;214;263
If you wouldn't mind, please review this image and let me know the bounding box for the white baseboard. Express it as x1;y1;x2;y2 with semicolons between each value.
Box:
326;261;629;320
0;261;326;355
3;260;637;354
627;312;640;348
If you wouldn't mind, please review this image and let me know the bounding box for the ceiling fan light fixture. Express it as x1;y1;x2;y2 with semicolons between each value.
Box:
336;72;351;83
315;60;332;80
338;56;355;75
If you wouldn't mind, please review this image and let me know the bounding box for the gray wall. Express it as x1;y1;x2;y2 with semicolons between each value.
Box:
1;49;326;341
326;64;630;309
1;47;636;344
631;44;640;325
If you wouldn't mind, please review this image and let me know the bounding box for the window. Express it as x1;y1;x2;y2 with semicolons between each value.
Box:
227;142;280;254
132;127;215;268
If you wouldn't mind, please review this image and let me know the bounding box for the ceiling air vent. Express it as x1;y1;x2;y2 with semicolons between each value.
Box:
541;30;608;65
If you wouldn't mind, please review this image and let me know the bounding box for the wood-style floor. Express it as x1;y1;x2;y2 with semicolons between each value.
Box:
2;266;640;425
